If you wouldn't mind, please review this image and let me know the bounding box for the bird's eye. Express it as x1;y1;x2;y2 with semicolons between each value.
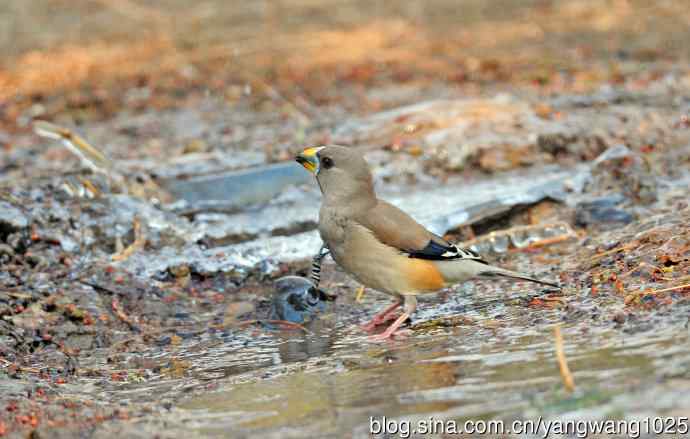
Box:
321;156;334;169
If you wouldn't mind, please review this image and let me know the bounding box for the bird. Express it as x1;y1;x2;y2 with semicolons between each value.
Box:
295;145;560;340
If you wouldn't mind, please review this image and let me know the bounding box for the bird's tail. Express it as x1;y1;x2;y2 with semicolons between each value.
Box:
478;266;561;289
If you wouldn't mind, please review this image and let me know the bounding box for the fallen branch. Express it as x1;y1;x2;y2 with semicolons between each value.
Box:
553;325;575;392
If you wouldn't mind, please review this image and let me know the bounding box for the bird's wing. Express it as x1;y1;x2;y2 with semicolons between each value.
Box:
356;200;487;264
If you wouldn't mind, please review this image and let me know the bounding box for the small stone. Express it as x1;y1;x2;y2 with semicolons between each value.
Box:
0;201;29;237
182;139;208;154
270;276;333;323
575;195;633;228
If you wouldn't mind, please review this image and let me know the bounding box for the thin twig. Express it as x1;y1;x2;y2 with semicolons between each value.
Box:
462;221;576;252
111;298;140;332
646;283;690;296
355;286;366;303
590;244;632;262
618;261;652;278
659;274;690;283
33;120;113;173
112;217;146;262
554;325;575;392
236;319;312;334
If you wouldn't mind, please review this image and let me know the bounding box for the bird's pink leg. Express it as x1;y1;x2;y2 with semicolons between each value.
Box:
368;312;411;341
360;301;401;332
369;296;417;341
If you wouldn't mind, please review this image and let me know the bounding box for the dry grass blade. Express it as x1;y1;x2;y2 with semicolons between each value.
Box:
553;324;575;392
112;217;146;262
590;244;633;262
355;286;366;303
33;120;113;174
646;283;690;295
462;222;577;251
76;176;103;198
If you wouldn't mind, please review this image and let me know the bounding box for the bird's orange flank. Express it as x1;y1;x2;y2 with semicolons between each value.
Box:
405;259;445;292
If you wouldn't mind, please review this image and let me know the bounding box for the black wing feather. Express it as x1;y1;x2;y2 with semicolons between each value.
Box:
406;240;488;264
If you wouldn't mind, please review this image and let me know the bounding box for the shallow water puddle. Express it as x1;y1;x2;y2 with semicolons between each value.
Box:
169;313;689;437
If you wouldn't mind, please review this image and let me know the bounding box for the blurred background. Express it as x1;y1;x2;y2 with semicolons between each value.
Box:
2;0;689;176
2;0;688;136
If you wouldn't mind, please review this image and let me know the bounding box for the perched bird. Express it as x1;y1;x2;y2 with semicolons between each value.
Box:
295;145;560;340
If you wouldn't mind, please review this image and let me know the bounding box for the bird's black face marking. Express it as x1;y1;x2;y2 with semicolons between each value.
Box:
321;156;334;170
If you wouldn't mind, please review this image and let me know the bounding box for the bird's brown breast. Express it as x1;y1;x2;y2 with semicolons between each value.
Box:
328;222;445;295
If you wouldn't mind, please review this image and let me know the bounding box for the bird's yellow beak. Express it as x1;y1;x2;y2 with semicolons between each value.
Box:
295;146;323;174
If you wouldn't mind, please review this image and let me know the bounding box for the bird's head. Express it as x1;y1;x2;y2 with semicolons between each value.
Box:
295;145;375;205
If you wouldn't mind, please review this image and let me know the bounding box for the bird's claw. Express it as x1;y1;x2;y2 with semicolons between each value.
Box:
360;312;401;332
360;322;378;332
367;328;412;341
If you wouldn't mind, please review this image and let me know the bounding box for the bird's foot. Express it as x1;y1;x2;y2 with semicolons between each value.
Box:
368;328;412;341
360;321;378;332
366;313;412;341
359;301;402;332
360;313;400;332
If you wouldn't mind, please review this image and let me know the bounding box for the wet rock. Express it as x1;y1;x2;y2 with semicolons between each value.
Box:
575;194;634;228
537;131;608;160
60;194;205;254
27;346;76;375
550;88;630;108
160;162;313;209
269;276;333;324
332;97;530;146
0;379;27;397
0;243;14;263
118;230;323;279
192;202;318;247
224;301;255;326
63;333;97;351
416;166;587;236
0;201;29;238
613;311;627;324
332;96;618;172
120;166;590;280
148;150;265;180
589;145;658;204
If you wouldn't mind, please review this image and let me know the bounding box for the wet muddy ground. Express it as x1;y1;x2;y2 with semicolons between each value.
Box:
1;0;690;437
